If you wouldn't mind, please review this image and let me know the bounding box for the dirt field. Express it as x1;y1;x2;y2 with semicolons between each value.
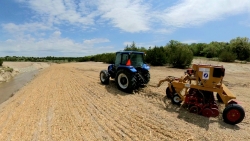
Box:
0;59;249;141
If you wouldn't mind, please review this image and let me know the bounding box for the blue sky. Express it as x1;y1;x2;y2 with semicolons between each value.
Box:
1;0;250;57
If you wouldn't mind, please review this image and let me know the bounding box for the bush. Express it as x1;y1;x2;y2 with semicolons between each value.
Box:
247;57;250;62
166;41;193;68
218;51;237;62
146;46;167;66
230;37;250;60
4;67;13;72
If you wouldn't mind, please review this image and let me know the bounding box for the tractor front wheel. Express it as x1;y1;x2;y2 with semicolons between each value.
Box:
100;70;110;84
115;70;136;93
223;104;245;125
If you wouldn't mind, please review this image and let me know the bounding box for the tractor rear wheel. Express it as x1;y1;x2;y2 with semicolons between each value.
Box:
115;69;136;93
223;104;245;125
100;70;109;84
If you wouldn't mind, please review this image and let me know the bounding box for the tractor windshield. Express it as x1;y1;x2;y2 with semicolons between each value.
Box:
130;53;144;67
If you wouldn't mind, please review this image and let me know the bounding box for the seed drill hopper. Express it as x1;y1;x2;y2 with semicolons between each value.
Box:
157;64;245;125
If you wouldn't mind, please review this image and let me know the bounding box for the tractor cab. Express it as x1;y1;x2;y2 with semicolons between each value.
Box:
114;51;145;68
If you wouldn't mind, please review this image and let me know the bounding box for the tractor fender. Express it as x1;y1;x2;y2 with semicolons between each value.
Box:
108;64;116;78
142;64;150;70
117;66;137;73
108;64;114;71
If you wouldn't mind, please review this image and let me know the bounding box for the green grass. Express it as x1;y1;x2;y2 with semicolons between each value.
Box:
0;67;14;72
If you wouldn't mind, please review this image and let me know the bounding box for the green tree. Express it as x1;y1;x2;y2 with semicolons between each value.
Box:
124;41;139;51
218;51;237;62
201;42;226;58
166;40;193;68
146;46;167;66
230;37;250;60
189;43;207;56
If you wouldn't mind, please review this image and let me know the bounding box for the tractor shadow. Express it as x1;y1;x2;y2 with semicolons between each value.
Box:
101;79;150;96
101;80;133;96
163;98;241;130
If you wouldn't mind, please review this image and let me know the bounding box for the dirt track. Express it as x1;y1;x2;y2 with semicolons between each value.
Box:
0;60;249;141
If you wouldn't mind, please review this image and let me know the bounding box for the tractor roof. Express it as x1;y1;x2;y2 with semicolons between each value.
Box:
116;51;144;54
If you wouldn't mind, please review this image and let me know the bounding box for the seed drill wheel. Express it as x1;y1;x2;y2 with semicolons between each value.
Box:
166;87;172;99
171;93;182;105
189;106;199;114
202;108;213;117
223;104;245;125
100;70;110;84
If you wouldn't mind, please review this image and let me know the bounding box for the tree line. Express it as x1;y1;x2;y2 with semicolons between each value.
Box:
79;37;250;68
0;37;249;68
0;56;82;65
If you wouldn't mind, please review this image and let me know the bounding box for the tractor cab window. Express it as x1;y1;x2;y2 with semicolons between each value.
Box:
130;53;144;67
121;54;129;65
115;53;121;67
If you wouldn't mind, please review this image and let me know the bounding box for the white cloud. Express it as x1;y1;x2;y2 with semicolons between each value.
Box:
18;0;95;26
14;0;250;33
52;31;61;37
97;0;150;32
158;0;250;27
83;38;110;45
181;40;199;44
2;23;52;33
2;0;250;57
153;28;176;34
0;32;114;57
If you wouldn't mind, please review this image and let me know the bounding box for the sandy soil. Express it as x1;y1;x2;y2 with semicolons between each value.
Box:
2;62;51;73
0;62;50;83
0;59;249;141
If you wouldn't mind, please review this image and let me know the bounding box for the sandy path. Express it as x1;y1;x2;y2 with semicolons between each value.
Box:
0;61;249;141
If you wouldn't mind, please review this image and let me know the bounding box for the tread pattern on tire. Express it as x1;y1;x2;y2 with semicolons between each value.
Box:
100;70;110;84
115;69;136;93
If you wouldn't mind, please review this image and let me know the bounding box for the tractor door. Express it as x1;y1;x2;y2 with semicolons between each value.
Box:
115;53;129;67
115;53;121;67
121;53;129;65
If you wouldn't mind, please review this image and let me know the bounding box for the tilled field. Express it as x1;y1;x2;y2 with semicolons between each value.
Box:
0;60;249;141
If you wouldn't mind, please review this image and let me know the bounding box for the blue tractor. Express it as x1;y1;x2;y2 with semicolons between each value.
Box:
100;51;150;93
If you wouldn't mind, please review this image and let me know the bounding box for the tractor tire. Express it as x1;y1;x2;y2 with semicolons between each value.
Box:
166;87;172;99
115;69;136;93
100;70;110;84
171;93;182;105
144;71;150;84
223;104;245;125
216;93;223;103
